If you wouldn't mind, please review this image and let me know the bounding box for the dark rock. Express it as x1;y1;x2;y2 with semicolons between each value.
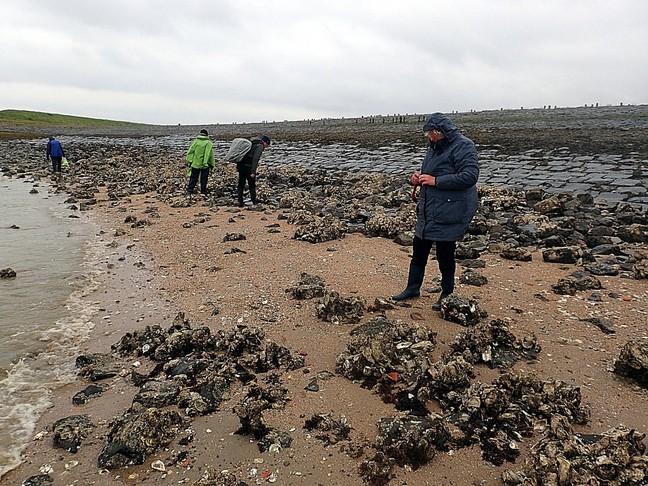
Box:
304;378;319;392
192;467;250;485
542;246;588;264
233;383;292;452
132;380;181;408
393;232;414;246
585;262;619;276
634;259;648;279
223;232;246;242
552;275;602;295
455;245;481;260
0;267;17;279
75;353;118;381
459;270;488;286
500;248;532;262
258;429;293;452
618;224;648;243
591;244;621;255
72;384;104;405
367;297;396;312
459;258;487;268
524;188;544;205
581;317;615;335
614;339;648;387
21;475;53;486
50;415;94;453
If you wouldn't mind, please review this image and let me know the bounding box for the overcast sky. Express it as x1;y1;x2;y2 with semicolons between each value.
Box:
1;0;646;124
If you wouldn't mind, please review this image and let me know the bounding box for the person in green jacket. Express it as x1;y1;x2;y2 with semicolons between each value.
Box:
186;129;215;195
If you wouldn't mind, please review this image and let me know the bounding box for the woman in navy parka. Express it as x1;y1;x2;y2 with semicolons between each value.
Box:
392;113;480;309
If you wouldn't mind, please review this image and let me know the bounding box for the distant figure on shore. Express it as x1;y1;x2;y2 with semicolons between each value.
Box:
186;129;215;196
392;113;479;309
46;136;65;173
237;135;271;207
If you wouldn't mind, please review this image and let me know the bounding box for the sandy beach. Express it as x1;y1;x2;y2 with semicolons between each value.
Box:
2;186;647;485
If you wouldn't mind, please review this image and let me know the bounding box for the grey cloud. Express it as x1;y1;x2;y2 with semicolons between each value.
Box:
0;0;646;124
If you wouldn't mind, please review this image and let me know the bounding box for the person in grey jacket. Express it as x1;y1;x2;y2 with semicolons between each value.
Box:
392;113;479;309
237;135;271;206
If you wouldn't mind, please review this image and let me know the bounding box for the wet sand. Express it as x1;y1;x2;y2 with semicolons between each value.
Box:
3;190;647;486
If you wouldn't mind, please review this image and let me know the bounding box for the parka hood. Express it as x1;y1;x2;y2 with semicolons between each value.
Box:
423;113;459;141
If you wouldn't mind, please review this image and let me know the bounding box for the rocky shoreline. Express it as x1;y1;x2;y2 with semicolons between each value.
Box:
1;108;647;485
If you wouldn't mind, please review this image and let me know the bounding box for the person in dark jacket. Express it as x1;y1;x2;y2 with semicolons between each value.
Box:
46;136;65;173
392;113;479;309
237;135;270;206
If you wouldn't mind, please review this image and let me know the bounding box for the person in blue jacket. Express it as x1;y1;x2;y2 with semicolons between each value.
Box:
392;113;479;309
46;136;65;173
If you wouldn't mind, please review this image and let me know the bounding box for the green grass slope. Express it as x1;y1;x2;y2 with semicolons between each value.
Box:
0;109;144;127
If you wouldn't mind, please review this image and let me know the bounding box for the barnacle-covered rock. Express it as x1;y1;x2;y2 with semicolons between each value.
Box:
542;246;590;264
365;208;416;240
446;371;589;465
503;415;647;485
233;383;291;452
97;408;184;469
459;270;488;286
286;272;326;300
552;274;602;295
50;415;94;453
439;295;484;326
336;316;437;393
316;290;365;324
293;215;345;243
360;414;450;483
500;247;533;262
75;353;118;382
304;414;352;445
449;319;541;368
614;339;648;388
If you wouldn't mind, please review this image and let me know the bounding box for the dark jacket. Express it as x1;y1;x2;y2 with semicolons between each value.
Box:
237;138;264;173
414;113;479;242
46;139;64;158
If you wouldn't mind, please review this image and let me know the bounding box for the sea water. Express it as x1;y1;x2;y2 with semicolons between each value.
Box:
0;176;100;477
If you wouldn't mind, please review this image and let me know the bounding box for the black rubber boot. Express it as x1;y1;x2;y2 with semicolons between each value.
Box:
431;292;452;311
391;263;425;301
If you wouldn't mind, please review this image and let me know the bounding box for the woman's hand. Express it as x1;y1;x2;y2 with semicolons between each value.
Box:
418;174;436;186
410;171;421;186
